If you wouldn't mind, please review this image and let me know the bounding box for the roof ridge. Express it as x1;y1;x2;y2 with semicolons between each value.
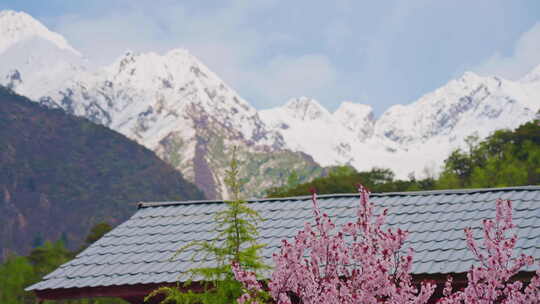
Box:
137;185;540;209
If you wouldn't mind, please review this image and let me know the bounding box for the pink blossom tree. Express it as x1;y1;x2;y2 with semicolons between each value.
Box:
233;185;435;304
439;199;540;304
233;189;540;304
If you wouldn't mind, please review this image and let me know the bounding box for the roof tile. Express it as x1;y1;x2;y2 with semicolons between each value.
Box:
27;186;540;291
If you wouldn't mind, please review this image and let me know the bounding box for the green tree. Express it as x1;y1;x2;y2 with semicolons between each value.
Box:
0;234;126;303
146;147;268;304
0;255;34;304
267;166;435;198
84;222;112;246
437;119;540;189
28;240;73;280
285;170;300;190
328;165;357;178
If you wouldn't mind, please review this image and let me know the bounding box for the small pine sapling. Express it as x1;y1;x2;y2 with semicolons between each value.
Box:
146;147;268;304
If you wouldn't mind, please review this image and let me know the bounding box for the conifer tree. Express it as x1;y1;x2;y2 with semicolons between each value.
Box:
146;147;268;304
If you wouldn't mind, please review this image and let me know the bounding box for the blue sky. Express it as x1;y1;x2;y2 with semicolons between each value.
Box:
3;0;540;114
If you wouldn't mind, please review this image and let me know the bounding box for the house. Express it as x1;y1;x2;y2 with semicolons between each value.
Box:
27;186;540;303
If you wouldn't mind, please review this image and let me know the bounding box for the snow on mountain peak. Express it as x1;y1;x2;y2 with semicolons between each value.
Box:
261;68;539;179
108;49;215;86
334;101;373;121
2;9;539;190
459;71;481;80
101;48;257;118
260;98;355;166
283;97;331;121
38;46;280;153
0;10;80;56
375;71;521;146
17;42;291;198
521;64;540;83
0;10;85;99
334;101;374;141
166;48;192;58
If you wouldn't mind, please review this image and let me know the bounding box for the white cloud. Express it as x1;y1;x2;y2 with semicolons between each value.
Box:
48;2;340;109
473;22;540;80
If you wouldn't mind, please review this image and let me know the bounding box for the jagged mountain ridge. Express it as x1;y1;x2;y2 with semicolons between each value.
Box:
36;49;322;199
1;9;539;190
260;97;376;166
261;71;540;177
41;49;282;150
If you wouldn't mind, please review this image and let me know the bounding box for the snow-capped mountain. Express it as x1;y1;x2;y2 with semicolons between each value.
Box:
261;70;540;178
260;97;376;165
0;10;79;55
41;49;281;149
1;10;539;194
0;10;321;199
333;101;375;142
36;48;324;198
0;10;85;100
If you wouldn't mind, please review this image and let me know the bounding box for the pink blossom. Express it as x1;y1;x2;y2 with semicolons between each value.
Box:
232;193;539;304
439;199;539;304
234;185;435;303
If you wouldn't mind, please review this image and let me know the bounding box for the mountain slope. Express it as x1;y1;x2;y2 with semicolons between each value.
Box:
35;50;323;199
0;86;204;256
0;11;323;199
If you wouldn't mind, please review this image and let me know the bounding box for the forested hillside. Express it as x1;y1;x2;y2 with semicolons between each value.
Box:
0;87;204;257
267;119;540;197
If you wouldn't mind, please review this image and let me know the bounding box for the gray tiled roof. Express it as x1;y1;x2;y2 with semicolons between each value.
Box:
28;186;540;291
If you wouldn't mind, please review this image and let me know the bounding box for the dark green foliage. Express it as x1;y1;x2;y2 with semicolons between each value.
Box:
146;147;268;304
146;287;199;304
27;241;73;280
286;170;300;190
328;165;357;178
0;86;204;256
438;120;540;189
267;166;436;197
84;223;112;246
